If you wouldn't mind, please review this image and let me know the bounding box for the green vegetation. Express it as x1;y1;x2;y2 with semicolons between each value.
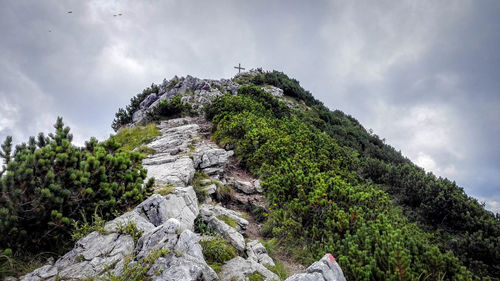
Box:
112;84;160;131
253;71;500;279
0;251;54;279
107;123;161;154
261;239;288;280
0;117;154;278
205;84;483;280
72;213;107;241
215;184;234;204
200;236;237;272
246;202;268;223
116;221;144;245
145;95;197;122
266;261;288;280
192;171;210;202
154;183;175;196
217;216;238;228
102;248;169;281
194;215;215;235
248;272;265;281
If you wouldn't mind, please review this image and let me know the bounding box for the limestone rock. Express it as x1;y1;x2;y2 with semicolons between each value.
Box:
136;194;172;226
219;257;279;281
142;226;218;281
201;204;248;233
262;85;284;97
163;186;199;231
132;109;146;123
142;153;177;165
22;232;135;280
285;254;346;281
135;219;180;260
144;156;195;186
200;205;246;252
140;93;158;109
204;183;217;195
246;240;275;267
148;254;218;281
147;123;199;154
104;209;156;234
230;179;262;194
193;145;234;177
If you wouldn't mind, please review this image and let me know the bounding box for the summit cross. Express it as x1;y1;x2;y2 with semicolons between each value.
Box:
234;63;245;73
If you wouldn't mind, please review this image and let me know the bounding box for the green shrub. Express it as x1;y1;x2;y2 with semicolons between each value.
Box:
246;202;268;223
112;84;159;131
72;213;107;241
146;95;196;122
251;70;318;106
194;215;215;235
116;221;144;245
205;86;476;280
200;236;236;266
266;261;288;280
0;117;154;256
192;172;210;202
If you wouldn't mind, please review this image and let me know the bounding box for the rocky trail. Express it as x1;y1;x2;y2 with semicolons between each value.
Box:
19;74;346;281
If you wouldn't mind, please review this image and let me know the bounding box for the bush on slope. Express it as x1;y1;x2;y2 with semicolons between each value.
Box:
254;71;500;279
0;118;154;256
206;85;473;280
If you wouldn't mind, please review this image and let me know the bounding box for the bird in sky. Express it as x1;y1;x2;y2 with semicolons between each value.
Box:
67;11;72;14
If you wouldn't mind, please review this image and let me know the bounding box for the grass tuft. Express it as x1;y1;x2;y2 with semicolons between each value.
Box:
109;123;161;154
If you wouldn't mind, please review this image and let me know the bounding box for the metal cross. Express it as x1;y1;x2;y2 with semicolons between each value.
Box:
234;63;245;73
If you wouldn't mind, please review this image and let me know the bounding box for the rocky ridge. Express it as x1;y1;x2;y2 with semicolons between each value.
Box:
20;72;346;281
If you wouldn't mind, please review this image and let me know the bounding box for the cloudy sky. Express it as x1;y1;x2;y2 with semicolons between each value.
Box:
1;0;499;213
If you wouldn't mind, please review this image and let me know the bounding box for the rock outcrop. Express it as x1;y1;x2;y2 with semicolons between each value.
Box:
285;254;346;281
21;193;215;281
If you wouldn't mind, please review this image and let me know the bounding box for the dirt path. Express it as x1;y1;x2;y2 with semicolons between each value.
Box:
222;156;306;275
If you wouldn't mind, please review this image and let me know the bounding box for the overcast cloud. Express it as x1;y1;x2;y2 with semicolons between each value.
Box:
1;0;499;213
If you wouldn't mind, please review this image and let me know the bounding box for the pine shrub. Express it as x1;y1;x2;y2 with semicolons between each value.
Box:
0;117;153;255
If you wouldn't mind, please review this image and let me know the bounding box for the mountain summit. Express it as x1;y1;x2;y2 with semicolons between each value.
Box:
3;70;499;280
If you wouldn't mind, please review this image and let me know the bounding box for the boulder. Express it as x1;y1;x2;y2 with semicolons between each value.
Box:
104;209;156;234
230;179;262;194
194;147;233;170
135;218;180;259
144;156;195;187
219;257;279;281
163;186;199;231
262;85;284;97
144;227;218;281
285;254;346;281
132;109;146;123
201;204;248;233
140;93;158;109
22;232;135;280
246;240;275;267
200;205;246;252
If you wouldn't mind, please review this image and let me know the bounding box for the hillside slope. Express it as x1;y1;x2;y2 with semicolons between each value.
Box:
112;69;499;280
